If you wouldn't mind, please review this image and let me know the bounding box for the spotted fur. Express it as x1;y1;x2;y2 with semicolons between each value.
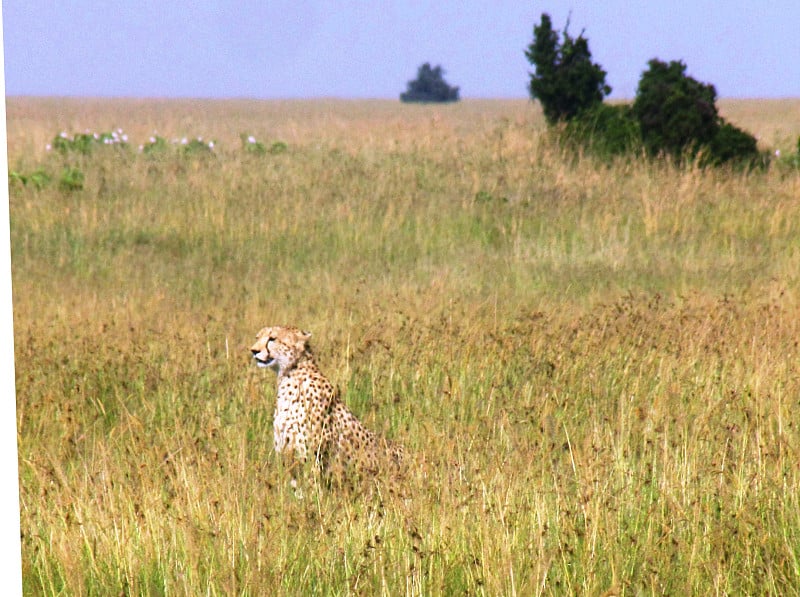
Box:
250;325;403;483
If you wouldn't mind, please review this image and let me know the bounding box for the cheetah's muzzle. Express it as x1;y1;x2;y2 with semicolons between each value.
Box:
251;349;275;369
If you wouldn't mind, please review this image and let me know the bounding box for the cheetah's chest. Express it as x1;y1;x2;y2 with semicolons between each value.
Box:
273;379;308;454
273;368;333;459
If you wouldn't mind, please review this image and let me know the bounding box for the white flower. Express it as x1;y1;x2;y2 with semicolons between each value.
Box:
181;137;188;145
59;131;68;139
45;144;52;151
208;141;215;149
149;136;156;144
93;132;100;139
247;135;256;144
775;149;781;157
121;134;128;142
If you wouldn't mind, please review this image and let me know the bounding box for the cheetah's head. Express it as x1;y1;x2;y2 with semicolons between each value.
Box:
250;326;312;375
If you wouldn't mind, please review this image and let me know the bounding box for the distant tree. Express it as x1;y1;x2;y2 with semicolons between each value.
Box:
400;63;460;103
525;13;611;124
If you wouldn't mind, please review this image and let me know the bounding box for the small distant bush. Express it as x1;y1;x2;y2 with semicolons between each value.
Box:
8;171;24;187
269;141;288;155
59;167;84;192
400;63;460;103
181;137;216;156
9;168;51;190
773;136;800;170
241;134;266;155
241;135;287;155
525;13;610;124
474;190;508;204
50;129;129;155
141;135;169;155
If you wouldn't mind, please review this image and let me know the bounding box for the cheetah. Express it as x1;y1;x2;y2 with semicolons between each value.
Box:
250;325;403;484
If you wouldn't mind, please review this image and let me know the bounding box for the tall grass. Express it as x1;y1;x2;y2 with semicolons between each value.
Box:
10;97;800;595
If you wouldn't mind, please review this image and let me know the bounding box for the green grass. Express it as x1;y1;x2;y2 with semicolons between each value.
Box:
10;97;800;595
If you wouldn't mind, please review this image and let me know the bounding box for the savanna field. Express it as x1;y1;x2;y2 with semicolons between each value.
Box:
8;97;800;595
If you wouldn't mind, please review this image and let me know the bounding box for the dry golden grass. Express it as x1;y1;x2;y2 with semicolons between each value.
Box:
718;98;800;149
9;97;800;595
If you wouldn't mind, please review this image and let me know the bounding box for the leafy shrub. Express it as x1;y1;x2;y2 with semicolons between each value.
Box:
241;134;266;155
240;135;287;155
704;122;762;168
474;190;508;204
141;135;169;155
269;141;288;155
563;103;641;159
9;168;51;190
8;171;24;187
770;136;800;170
400;63;460;103
181;137;216;156
50;129;129;155
59;167;84;192
632;59;759;166
632;59;719;158
525;13;610;124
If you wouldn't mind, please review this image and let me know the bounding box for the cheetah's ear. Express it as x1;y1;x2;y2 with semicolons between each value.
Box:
297;329;312;351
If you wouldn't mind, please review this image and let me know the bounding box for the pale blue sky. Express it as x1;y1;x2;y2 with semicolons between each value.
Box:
3;1;799;99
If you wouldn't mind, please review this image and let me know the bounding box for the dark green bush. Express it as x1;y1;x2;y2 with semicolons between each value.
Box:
704;122;762;168
632;58;759;166
563;103;641;159
633;59;718;158
400;63;460;103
